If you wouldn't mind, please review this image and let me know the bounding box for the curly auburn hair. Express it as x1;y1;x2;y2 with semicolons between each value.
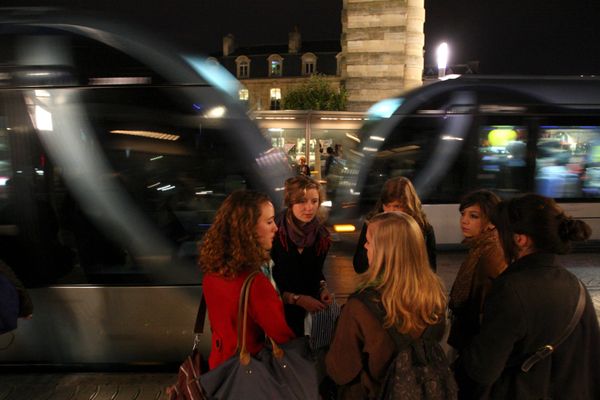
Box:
199;190;272;278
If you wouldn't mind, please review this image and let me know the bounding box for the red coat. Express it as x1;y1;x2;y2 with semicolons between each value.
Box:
203;270;295;369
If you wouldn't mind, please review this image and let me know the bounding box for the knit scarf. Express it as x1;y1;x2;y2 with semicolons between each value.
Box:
449;228;499;309
277;210;330;255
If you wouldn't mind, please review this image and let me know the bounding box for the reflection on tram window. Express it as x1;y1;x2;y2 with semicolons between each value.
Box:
536;126;600;198
477;125;528;194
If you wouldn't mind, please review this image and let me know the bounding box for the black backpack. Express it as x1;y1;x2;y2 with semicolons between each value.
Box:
353;290;458;400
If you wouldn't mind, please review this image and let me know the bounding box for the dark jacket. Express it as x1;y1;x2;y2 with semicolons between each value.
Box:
460;252;600;399
353;221;437;273
271;214;330;336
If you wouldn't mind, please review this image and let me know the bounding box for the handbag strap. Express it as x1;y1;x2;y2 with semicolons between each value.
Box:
521;280;587;372
191;293;207;351
236;270;284;365
353;289;413;350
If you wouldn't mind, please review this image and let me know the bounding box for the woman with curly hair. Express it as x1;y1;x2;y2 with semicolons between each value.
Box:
200;190;294;369
326;212;449;398
353;176;436;273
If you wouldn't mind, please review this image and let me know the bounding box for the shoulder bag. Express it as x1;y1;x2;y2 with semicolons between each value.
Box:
199;271;319;399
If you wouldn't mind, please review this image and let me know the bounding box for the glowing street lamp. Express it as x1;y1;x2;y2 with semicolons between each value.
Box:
437;42;449;79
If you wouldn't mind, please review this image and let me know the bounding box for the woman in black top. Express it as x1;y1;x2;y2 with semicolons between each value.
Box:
457;194;600;399
271;176;332;336
353;176;436;273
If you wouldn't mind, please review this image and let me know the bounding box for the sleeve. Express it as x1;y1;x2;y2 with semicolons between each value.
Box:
248;273;295;343
461;279;527;385
271;240;293;295
352;223;369;274
325;299;365;385
477;244;507;306
0;259;33;317
425;224;437;272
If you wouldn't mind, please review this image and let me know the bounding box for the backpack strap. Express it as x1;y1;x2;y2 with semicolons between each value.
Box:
352;289;412;350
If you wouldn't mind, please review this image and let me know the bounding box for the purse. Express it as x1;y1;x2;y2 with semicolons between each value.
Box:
199;271;319;400
166;295;208;400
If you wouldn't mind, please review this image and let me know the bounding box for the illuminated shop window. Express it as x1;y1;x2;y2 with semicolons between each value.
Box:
239;88;249;101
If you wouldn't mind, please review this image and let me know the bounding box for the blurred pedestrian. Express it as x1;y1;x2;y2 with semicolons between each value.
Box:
297;156;311;177
447;190;506;354
200;190;294;370
353;176;436;273
456;194;600;399
326;211;448;399
324;147;335;177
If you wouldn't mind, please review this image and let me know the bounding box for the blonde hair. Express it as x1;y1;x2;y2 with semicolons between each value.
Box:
362;212;446;334
369;177;429;230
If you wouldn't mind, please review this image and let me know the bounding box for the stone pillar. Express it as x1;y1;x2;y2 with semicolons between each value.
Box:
341;0;425;111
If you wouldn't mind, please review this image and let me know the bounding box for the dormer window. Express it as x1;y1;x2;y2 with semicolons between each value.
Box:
268;54;283;77
301;52;317;76
235;56;251;79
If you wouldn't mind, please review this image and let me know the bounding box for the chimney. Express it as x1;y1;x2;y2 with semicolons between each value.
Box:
223;34;236;56
288;26;301;54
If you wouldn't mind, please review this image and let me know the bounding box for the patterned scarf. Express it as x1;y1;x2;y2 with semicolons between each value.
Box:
277;210;330;255
449;228;499;309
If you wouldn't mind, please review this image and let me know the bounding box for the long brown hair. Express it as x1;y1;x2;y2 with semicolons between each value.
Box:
368;177;429;230
361;212;446;334
199;190;272;278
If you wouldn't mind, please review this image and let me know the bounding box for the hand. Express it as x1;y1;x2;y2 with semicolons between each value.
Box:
296;295;326;313
320;288;333;305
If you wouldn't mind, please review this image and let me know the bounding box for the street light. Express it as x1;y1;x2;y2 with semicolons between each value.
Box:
437;42;449;79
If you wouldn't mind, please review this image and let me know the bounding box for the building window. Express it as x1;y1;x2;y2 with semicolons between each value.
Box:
268;54;283;77
235;56;251;79
301;52;317;76
239;88;249;101
270;88;281;110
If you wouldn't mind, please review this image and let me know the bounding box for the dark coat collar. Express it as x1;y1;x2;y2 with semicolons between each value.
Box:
503;252;558;276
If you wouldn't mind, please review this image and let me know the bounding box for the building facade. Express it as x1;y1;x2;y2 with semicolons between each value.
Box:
214;31;343;111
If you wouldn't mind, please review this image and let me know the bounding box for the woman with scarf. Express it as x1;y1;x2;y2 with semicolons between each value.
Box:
272;175;332;336
448;190;506;355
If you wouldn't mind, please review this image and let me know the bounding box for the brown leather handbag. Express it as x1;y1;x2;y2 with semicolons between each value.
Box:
165;295;208;400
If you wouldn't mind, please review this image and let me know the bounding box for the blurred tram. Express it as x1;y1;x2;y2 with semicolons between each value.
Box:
328;75;600;248
0;10;291;367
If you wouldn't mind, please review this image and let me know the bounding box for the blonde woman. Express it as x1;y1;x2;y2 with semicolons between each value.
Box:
353;176;436;273
326;212;448;399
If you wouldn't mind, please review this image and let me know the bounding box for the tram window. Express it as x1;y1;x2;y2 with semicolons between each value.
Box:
536;125;600;199
477;125;528;195
365;112;469;204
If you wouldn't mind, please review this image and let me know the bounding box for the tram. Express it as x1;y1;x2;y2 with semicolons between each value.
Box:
328;75;600;247
0;10;291;367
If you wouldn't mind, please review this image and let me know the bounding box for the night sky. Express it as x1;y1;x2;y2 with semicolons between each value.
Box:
3;0;600;75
